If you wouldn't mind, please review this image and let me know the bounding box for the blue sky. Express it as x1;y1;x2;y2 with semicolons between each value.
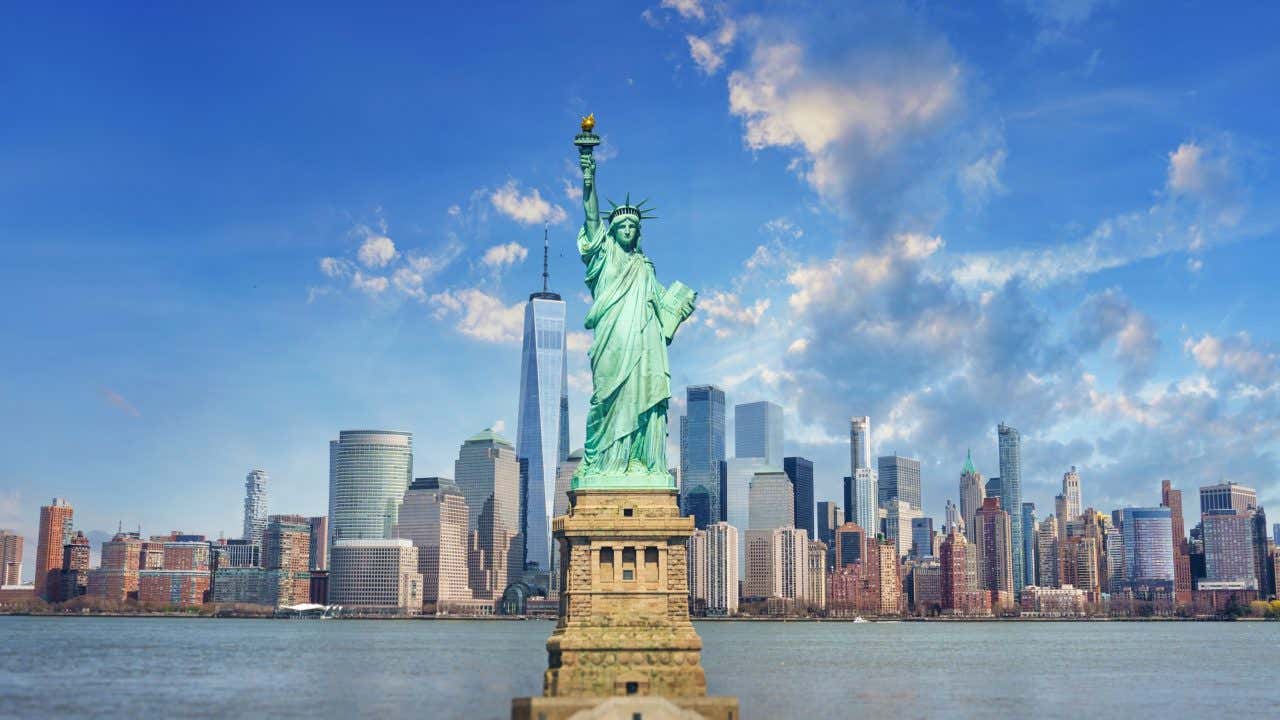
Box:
2;1;1278;579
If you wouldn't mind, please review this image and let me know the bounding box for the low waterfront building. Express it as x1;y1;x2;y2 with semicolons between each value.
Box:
138;570;210;606
329;538;422;613
1020;584;1086;616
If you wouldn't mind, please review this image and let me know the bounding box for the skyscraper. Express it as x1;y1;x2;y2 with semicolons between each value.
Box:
308;516;329;571
703;522;739;615
959;450;984;542
36;498;73;601
877;455;922;511
974;497;1014;600
783;457;814;539
884;500;920;558
1202;510;1257;588
264;514;312;606
1021;502;1037;589
0;530;22;586
1036;516;1060;588
395;477;473;608
515;235;569;573
1062;467;1082;521
1120;507;1175;587
850;416;871;471
454;428;522;585
832;522;867;570
848;468;877;538
1160;480;1191;604
680;385;726;527
1199;482;1257;515
328;430;413;544
735;401;783;466
748;471;795;532
816;501;840;547
243;469;268;547
944;499;961;535
722;456;770;573
911;517;935;559
997;423;1026;596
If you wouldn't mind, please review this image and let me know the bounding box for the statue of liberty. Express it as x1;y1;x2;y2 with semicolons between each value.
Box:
571;115;696;490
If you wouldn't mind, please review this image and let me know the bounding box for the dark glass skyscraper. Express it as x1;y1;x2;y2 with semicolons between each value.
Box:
877;455;922;511
783;457;814;539
515;236;568;573
680;385;726;528
997;423;1025;594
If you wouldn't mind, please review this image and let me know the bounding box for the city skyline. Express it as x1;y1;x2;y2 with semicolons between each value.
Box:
3;2;1279;581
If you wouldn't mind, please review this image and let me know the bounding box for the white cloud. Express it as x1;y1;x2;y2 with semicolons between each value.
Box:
698;291;771;338
1184;333;1278;386
660;0;705;21
429;288;525;343
490;180;568;226
351;272;389;295
481;242;529;269
492;419;506;433
357;232;397;268
787;338;809;355
320;257;352;278
1167;141;1234;200
687;34;725;74
562;177;583;201
567;332;592;353
959;148;1007;206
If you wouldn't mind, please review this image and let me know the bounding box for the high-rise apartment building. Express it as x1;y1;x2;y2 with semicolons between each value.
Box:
687;529;707;609
36;498;73;601
395;477;473;608
883;500;919;558
877;455;922;512
974;497;1014;596
516;252;569;574
850;416;871;471
59;531;91;601
87;532;141;602
703;522;738;615
680;385;726;528
807;540;827;611
1202;509;1257;589
1160;480;1191;604
242;469;268;547
1022;503;1037;588
0;530;22;586
783;457;814;539
264;514;312;606
959;451;983;542
997;423;1026;596
1199;482;1257;515
1036;516;1060;588
455;428;522;579
847;468;877;538
735;401;784;466
328;430;413;544
328;538;422;612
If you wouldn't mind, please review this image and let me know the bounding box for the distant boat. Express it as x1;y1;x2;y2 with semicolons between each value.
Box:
852;616;868;623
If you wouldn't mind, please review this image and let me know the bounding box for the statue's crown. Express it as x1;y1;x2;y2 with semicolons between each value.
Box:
604;193;658;223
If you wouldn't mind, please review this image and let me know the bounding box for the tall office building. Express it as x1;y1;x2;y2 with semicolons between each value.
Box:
680;385;726;527
1061;467;1082;522
328;430;413;544
242;469;268;547
816;501;840;547
735;401;783;466
1199;482;1258;515
1054;494;1070;544
884;500;920;558
847;468;877;538
723;457;771;573
832;522;867;570
703;522;739;615
911;517;935;559
1036;516;1060;588
974;497;1014;598
1119;507;1175;587
748;471;795;532
997;423;1026;596
944;499;961;535
807;540;827;610
515;240;569;573
985;477;1002;499
959;451;984;542
744;527;808;603
455;429;522;588
395;477;473;607
0;530;22;586
878;455;922;512
783;457;814;539
1202;510;1257;588
36;498;73;601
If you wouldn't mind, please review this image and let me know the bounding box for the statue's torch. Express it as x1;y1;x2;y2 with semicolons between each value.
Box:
574;113;600;159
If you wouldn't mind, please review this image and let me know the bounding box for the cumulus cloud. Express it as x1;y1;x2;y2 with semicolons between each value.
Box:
1167;141;1233;200
481;242;529;269
1184;332;1279;388
356;230;397;268
567;332;592;353
661;0;705;21
490;180;568;226
351;272;389;295
959;148;1007;207
320;257;352;278
699;291;771;338
1073;288;1160;388
429;288;525;343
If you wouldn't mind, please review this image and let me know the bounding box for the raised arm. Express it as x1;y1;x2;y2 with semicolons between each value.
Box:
581;153;599;238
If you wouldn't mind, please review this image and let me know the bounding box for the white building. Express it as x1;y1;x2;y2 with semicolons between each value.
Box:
703;522;738;615
884;499;920;559
744;527;809;604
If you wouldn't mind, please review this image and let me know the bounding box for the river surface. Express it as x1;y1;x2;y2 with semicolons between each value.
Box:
0;617;1275;719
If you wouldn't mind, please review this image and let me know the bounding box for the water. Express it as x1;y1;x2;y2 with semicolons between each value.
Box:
1;617;1275;719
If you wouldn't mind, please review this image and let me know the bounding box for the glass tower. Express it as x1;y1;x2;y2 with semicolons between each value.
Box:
516;236;568;573
997;423;1025;595
1120;507;1175;582
783;457;814;539
848;416;877;536
242;469;268;547
680;385;726;527
877;455;922;511
328;431;413;544
735;401;783;466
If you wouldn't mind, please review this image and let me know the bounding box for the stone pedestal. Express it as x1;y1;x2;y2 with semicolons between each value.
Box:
512;489;738;720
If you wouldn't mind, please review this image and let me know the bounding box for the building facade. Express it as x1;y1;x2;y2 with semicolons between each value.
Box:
454;428;522;582
242;469;268;547
680;385;726;528
703;522;738;615
783;457;814;539
974;497;1014;597
735;401;783;466
877;455;922;511
997;423;1026;596
1199;482;1257;515
395;477;473;608
1120;507;1175;586
959;451;983;542
515;279;569;574
328;430;413;545
1202;510;1257;589
0;530;22;586
329;538;422;612
36;499;73;601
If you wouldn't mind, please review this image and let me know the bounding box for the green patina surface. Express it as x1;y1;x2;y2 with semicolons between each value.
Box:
571;127;695;491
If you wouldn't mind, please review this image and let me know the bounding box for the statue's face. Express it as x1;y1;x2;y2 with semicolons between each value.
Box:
614;219;639;250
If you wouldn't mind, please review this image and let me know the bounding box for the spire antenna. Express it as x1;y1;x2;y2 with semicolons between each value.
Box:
542;222;550;293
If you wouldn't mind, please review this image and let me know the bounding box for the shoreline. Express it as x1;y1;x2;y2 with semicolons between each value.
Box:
0;611;1263;622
